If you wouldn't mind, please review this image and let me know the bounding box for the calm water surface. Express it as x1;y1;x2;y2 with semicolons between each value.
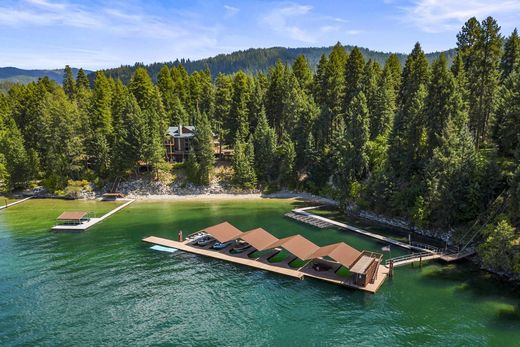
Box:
1;199;519;346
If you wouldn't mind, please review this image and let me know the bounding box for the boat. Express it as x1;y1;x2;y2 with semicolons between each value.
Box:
231;240;251;252
196;236;214;246
212;241;234;250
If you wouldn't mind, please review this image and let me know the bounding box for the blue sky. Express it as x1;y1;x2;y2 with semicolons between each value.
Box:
1;0;519;70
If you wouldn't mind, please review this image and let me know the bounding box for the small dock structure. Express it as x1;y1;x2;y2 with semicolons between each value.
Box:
143;221;387;293
0;197;32;210
52;199;135;232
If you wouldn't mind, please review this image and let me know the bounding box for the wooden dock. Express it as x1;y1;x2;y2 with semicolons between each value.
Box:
285;211;334;228
52;199;135;232
290;206;435;253
0;197;32;210
143;236;388;293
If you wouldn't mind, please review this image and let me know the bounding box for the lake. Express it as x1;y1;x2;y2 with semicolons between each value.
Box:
1;198;519;346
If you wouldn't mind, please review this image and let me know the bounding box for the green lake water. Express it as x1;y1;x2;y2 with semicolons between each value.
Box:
1;199;519;346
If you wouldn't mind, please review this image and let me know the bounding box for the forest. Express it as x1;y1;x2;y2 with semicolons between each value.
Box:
97;45;457;83
0;16;519;276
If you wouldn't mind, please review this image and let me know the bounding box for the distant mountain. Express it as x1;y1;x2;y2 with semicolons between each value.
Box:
0;67;91;85
97;45;457;84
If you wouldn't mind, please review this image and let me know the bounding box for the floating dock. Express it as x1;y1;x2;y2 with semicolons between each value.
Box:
51;199;135;232
290;206;437;253
142;235;388;293
0;197;32;210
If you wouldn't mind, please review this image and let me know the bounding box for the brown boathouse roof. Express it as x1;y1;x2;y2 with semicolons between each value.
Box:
268;234;320;260
240;228;280;251
57;211;88;220
201;221;243;243
309;242;362;269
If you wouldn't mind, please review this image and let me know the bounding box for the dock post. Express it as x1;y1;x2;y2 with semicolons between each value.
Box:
389;260;394;277
178;230;183;242
419;256;422;267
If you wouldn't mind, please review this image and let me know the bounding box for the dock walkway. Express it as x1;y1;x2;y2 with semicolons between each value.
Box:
291;206;434;253
0;197;32;210
143;236;388;293
52;199;135;232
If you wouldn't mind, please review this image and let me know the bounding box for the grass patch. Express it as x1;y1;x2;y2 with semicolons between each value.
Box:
268;250;290;263
289;258;306;268
336;266;351;278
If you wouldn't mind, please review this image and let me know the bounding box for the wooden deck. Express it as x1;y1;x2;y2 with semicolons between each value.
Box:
0;197;32;210
51;199;135;232
143;236;387;293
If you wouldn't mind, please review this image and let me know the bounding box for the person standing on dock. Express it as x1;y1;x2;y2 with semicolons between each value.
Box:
178;230;183;242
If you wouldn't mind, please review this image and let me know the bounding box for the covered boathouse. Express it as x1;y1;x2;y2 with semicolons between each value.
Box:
144;221;386;293
56;211;92;225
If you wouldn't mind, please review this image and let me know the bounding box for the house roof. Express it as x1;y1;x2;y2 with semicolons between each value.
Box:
240;228;280;251
167;126;196;139
200;221;243;243
57;211;88;220
268;234;321;260
308;242;362;269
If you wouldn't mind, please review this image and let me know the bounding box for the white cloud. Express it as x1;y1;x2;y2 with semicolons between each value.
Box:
261;3;354;44
224;5;240;17
401;0;520;33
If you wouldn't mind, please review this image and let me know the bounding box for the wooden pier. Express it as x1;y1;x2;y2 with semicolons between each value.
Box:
285;211;334;228
0;197;32;210
51;199;135;232
143;236;388;293
290;206;435;253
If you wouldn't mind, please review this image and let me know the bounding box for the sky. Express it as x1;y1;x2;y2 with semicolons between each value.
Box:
1;0;519;70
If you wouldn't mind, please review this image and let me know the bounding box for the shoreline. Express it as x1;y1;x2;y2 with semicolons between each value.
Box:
123;191;339;205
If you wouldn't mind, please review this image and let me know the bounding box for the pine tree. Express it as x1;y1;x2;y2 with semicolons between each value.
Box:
214;73;233;150
387;43;429;183
501;28;520;80
385;54;402;96
495;68;520;156
277;131;296;187
345;91;370;181
111;81;145;175
370;66;396;139
157;65;176;124
292;54;313;92
63;65;75;100
228;71;251;143
252;107;277;183
425;53;466;155
76;68;90;91
457;16;502;148
232;137;256;189
343;47;365;116
185;112;215;185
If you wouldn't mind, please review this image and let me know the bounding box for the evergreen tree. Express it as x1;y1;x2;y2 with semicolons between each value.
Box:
232;137;256;189
214;73;233;149
276;131;296;187
370;66;396;139
425;53;466;155
292;54;313;92
384;53;402;96
228;71;251;142
343;47;365;116
76;68;90;91
387;42;429;182
63;65;75;100
495;69;520;156
252;107;277;183
157;65;176;124
345;91;370;181
457;16;502;148
185;113;215;185
500;28;520;80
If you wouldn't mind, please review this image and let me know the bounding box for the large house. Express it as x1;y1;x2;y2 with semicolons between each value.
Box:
164;125;225;162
